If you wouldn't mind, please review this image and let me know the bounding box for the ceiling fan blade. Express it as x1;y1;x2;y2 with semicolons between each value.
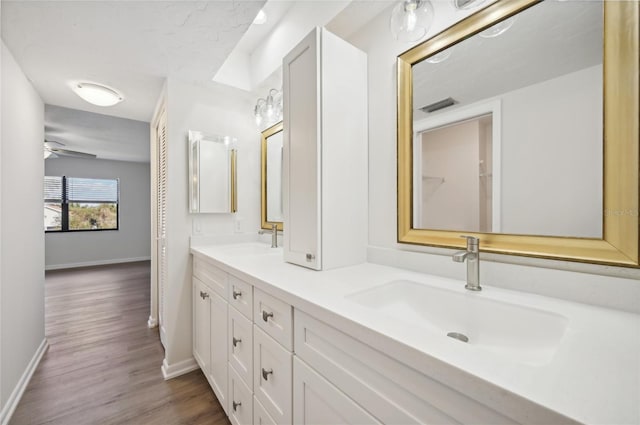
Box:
44;139;65;148
49;147;97;159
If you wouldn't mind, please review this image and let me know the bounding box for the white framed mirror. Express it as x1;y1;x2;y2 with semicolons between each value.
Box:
188;130;237;214
261;122;283;231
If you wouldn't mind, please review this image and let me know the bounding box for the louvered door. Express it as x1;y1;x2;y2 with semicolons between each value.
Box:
156;108;168;347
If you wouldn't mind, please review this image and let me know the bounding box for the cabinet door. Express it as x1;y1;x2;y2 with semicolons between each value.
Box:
283;27;321;270
293;358;382;425
209;291;228;414
228;306;253;388
193;278;211;375
254;396;277;425
254;327;292;424
229;365;253;425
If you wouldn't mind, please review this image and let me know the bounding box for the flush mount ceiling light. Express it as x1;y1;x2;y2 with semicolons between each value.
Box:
390;0;434;42
253;9;267;25
72;82;123;107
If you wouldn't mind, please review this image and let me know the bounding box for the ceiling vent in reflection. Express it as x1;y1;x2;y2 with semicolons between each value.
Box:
420;97;457;113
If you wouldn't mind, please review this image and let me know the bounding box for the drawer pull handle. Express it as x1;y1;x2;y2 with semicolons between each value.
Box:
232;290;242;300
262;368;273;381
201;291;209;299
232;337;242;347
262;310;274;322
232;401;241;412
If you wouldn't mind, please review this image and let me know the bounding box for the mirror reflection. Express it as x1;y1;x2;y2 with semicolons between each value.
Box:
261;122;284;230
412;0;603;238
188;130;237;213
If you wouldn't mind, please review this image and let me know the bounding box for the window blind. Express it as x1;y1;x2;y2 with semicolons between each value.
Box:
44;176;63;201
66;177;119;203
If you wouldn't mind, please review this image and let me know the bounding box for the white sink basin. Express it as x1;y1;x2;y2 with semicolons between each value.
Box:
346;280;568;366
220;243;281;257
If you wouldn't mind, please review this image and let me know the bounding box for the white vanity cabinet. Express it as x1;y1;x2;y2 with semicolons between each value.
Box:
293;357;381;425
193;257;295;425
293;310;573;425
282;27;368;271
192;277;211;374
192;258;229;415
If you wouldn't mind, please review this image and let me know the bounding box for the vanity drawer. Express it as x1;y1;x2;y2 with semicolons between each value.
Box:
193;257;227;299
254;288;293;350
228;306;253;389
229;364;253;425
253;326;292;425
254;396;277;425
294;310;517;425
228;275;253;320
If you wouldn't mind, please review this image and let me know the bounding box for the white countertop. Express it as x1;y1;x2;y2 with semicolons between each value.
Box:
191;242;640;425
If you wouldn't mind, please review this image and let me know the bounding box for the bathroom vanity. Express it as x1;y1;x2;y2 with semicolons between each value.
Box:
191;242;639;425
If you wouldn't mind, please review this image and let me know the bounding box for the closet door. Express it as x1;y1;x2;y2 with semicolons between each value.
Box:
283;28;321;270
155;107;168;346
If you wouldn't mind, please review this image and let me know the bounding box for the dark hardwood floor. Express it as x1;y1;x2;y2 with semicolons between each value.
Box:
11;261;229;425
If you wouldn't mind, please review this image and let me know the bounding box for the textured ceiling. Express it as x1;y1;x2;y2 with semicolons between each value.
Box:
1;0;265;122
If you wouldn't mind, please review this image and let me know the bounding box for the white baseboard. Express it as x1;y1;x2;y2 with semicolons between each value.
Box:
0;339;49;425
147;316;158;328
45;256;151;271
161;357;199;380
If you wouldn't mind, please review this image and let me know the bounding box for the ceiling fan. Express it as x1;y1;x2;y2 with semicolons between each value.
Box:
44;140;97;159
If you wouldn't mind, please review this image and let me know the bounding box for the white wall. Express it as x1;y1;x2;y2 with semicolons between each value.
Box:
249;1;350;88
162;78;259;367
346;4;640;312
500;65;602;237
0;41;45;418
44;157;151;269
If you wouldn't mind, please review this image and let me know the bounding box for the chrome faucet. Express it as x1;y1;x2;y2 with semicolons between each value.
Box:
258;223;280;248
452;235;481;291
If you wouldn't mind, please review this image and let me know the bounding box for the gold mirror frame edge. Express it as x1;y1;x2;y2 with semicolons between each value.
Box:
261;121;284;231
397;0;639;267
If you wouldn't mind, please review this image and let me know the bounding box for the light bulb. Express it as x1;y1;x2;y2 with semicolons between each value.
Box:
404;2;418;32
390;0;434;43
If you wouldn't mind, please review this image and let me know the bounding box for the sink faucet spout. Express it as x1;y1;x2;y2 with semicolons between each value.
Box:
453;235;481;291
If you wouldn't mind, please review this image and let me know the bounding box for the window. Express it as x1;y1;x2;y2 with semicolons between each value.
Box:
44;176;119;232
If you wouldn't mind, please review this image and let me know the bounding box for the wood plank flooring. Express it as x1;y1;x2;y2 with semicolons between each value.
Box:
11;261;230;425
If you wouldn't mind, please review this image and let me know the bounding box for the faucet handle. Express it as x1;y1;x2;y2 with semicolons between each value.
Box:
460;235;479;248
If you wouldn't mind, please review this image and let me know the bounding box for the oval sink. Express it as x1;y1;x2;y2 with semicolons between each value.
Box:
346;279;568;366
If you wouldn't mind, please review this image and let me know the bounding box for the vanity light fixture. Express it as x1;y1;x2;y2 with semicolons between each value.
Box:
253;88;282;128
479;15;517;38
253;9;267;25
426;48;453;64
390;0;435;42
452;0;488;10
72;82;123;107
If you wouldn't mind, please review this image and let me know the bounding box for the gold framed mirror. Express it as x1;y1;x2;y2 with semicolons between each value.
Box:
261;121;284;231
397;0;639;267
